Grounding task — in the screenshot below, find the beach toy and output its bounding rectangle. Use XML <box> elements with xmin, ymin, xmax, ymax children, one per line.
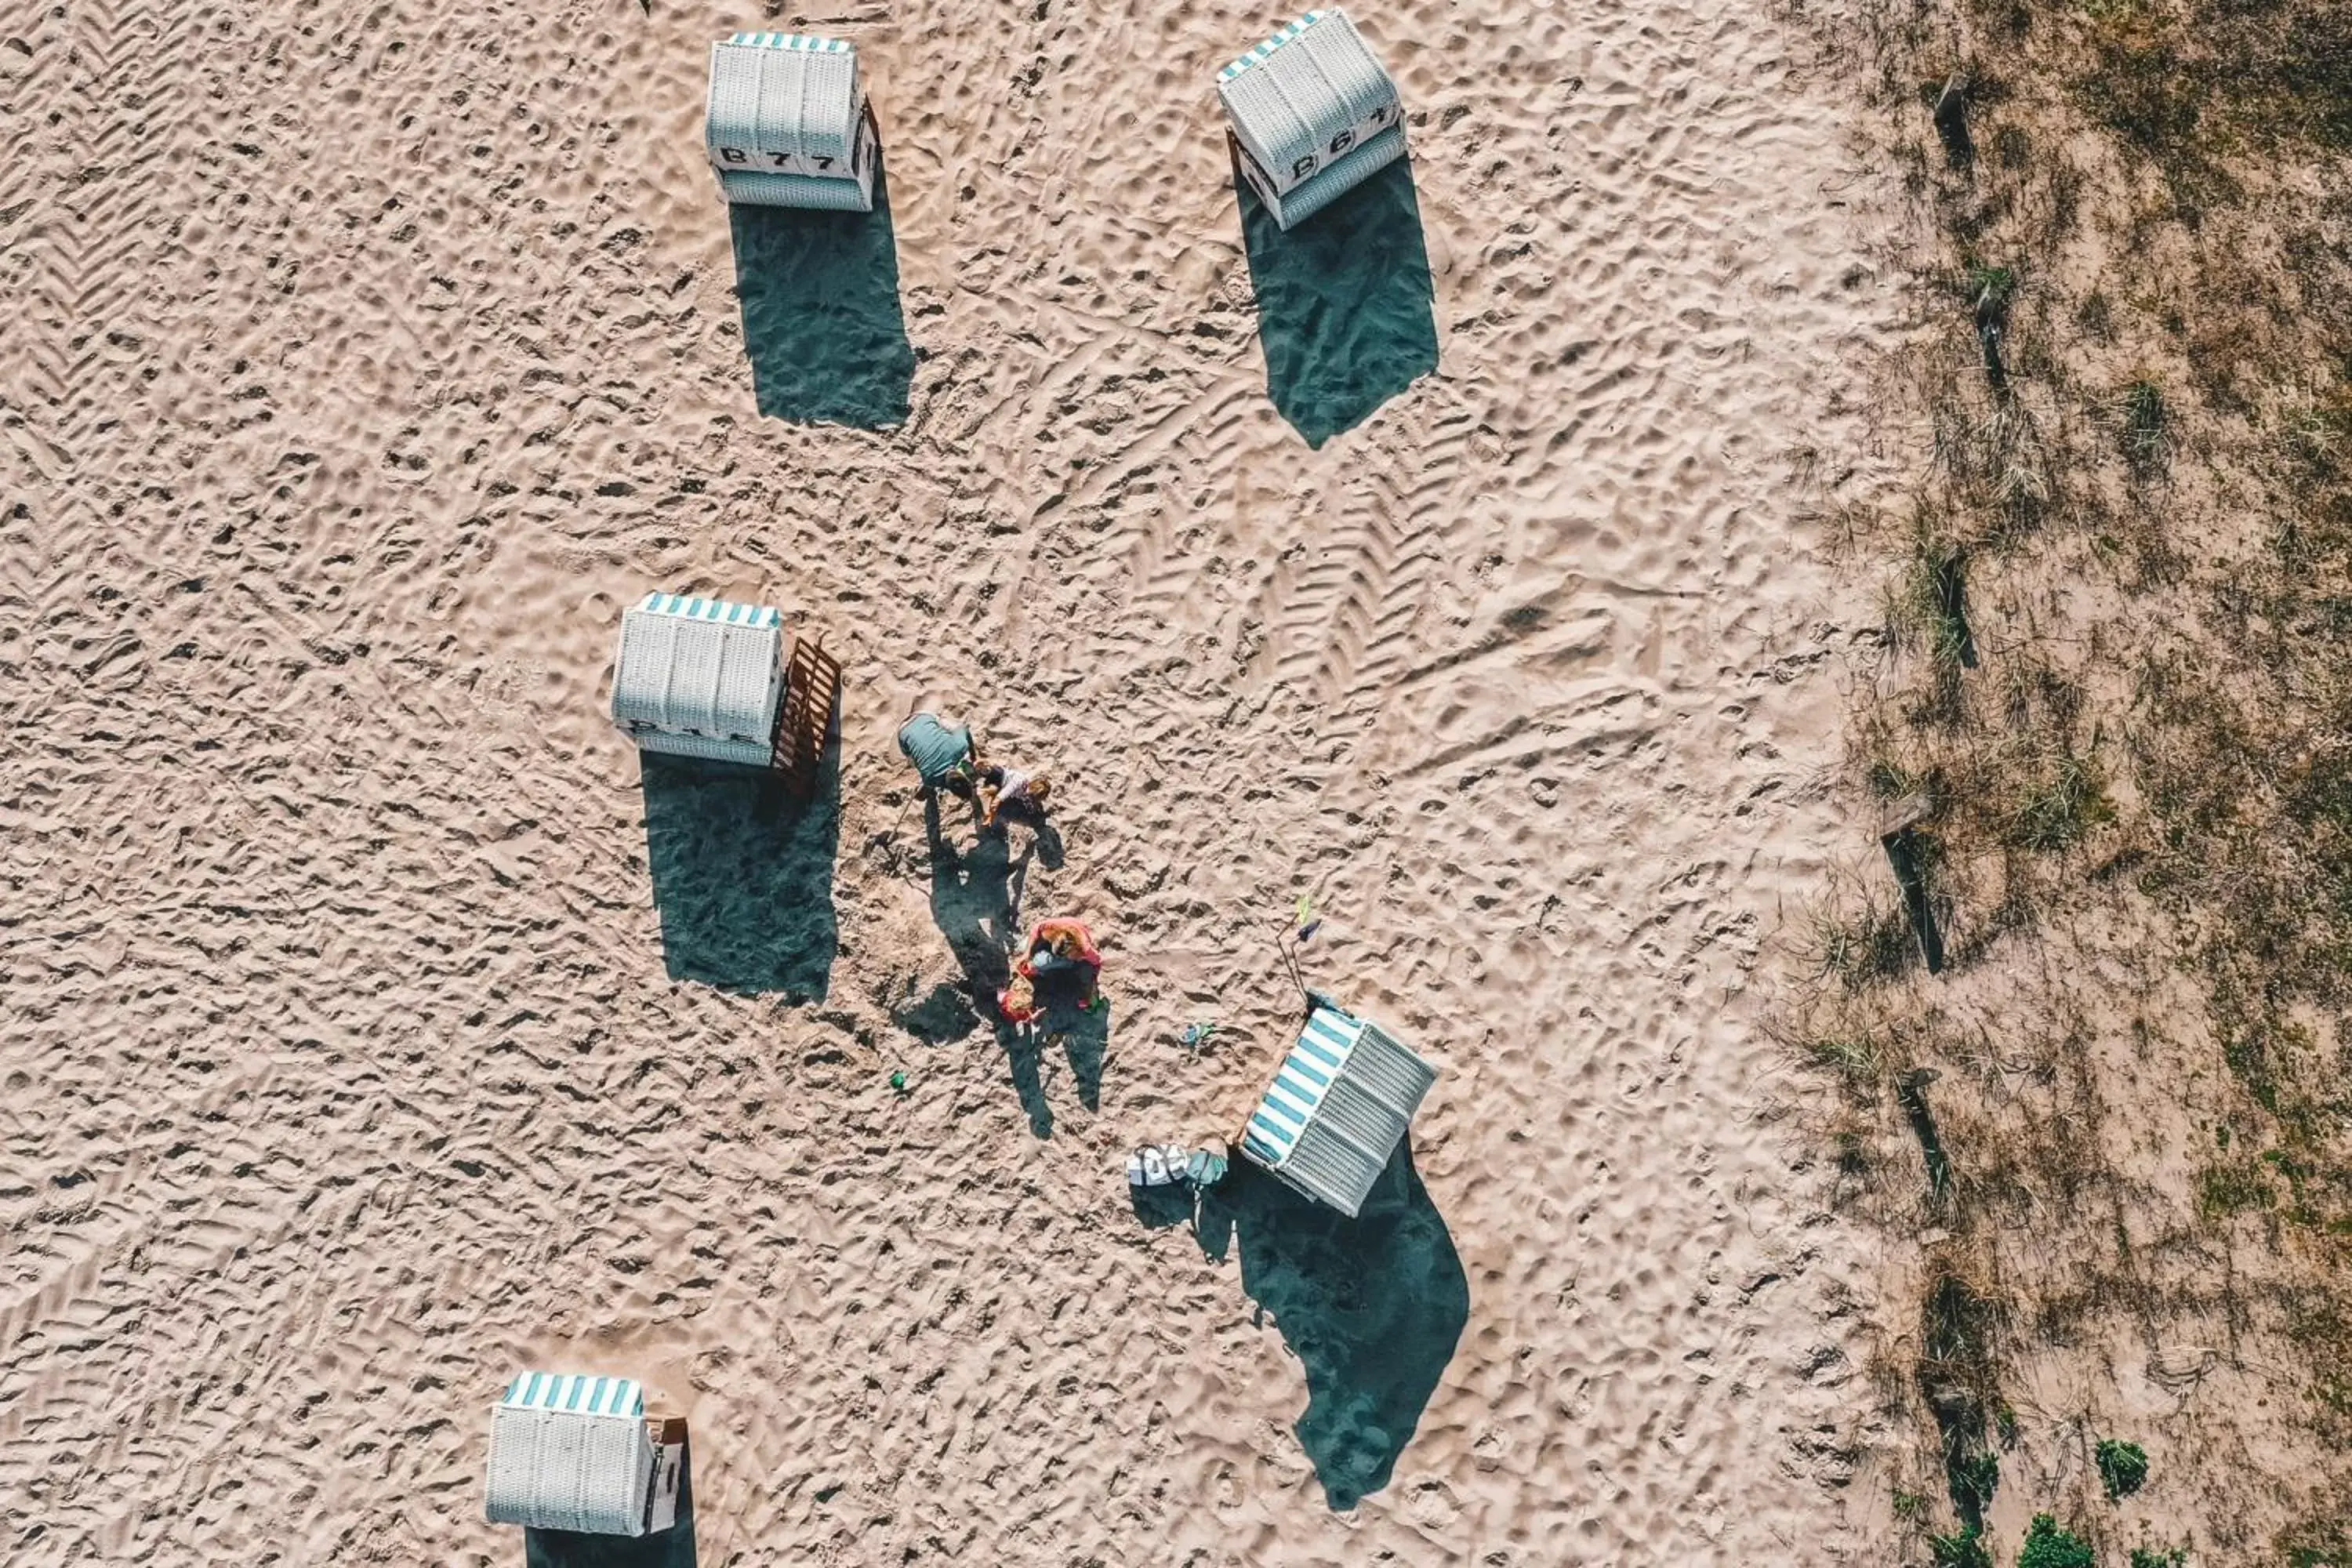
<box><xmin>1218</xmin><ymin>9</ymin><xmax>1406</xmax><ymax>231</ymax></box>
<box><xmin>706</xmin><ymin>33</ymin><xmax>882</xmax><ymax>212</ymax></box>
<box><xmin>889</xmin><ymin>1069</ymin><xmax>908</xmax><ymax>1094</ymax></box>
<box><xmin>1298</xmin><ymin>919</ymin><xmax>1322</xmax><ymax>943</ymax></box>
<box><xmin>1181</xmin><ymin>1022</ymin><xmax>1219</xmax><ymax>1048</ymax></box>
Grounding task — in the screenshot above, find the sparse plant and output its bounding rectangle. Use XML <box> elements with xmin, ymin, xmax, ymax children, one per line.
<box><xmin>1803</xmin><ymin>1031</ymin><xmax>1884</xmax><ymax>1091</ymax></box>
<box><xmin>1966</xmin><ymin>263</ymin><xmax>2020</xmax><ymax>318</ymax></box>
<box><xmin>1808</xmin><ymin>0</ymin><xmax>2352</xmax><ymax>1546</ymax></box>
<box><xmin>1895</xmin><ymin>1486</ymin><xmax>1932</xmax><ymax>1521</ymax></box>
<box><xmin>2078</xmin><ymin>289</ymin><xmax>2116</xmax><ymax>342</ymax></box>
<box><xmin>2280</xmin><ymin>392</ymin><xmax>2350</xmax><ymax>473</ymax></box>
<box><xmin>2004</xmin><ymin>752</ymin><xmax>2112</xmax><ymax>852</ymax></box>
<box><xmin>2020</xmin><ymin>1514</ymin><xmax>2096</xmax><ymax>1568</ymax></box>
<box><xmin>2120</xmin><ymin>378</ymin><xmax>2168</xmax><ymax>475</ymax></box>
<box><xmin>1952</xmin><ymin>1446</ymin><xmax>1999</xmax><ymax>1511</ymax></box>
<box><xmin>1868</xmin><ymin>755</ymin><xmax>1929</xmax><ymax>801</ymax></box>
<box><xmin>1814</xmin><ymin>903</ymin><xmax>1915</xmax><ymax>989</ymax></box>
<box><xmin>2129</xmin><ymin>1546</ymin><xmax>2186</xmax><ymax>1568</ymax></box>
<box><xmin>1888</xmin><ymin>531</ymin><xmax>1975</xmax><ymax>670</ymax></box>
<box><xmin>2098</xmin><ymin>1436</ymin><xmax>2151</xmax><ymax>1498</ymax></box>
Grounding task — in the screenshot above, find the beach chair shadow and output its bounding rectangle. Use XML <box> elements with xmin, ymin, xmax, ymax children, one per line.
<box><xmin>524</xmin><ymin>1442</ymin><xmax>697</xmax><ymax>1567</ymax></box>
<box><xmin>1228</xmin><ymin>1140</ymin><xmax>1467</xmax><ymax>1509</ymax></box>
<box><xmin>1236</xmin><ymin>154</ymin><xmax>1438</xmax><ymax>448</ymax></box>
<box><xmin>641</xmin><ymin>725</ymin><xmax>840</xmax><ymax>1000</ymax></box>
<box><xmin>729</xmin><ymin>166</ymin><xmax>914</xmax><ymax>429</ymax></box>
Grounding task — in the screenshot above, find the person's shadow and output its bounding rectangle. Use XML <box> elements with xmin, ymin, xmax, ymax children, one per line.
<box><xmin>729</xmin><ymin>167</ymin><xmax>914</xmax><ymax>428</ymax></box>
<box><xmin>926</xmin><ymin>821</ymin><xmax>1054</xmax><ymax>1135</ymax></box>
<box><xmin>1214</xmin><ymin>1143</ymin><xmax>1466</xmax><ymax>1509</ymax></box>
<box><xmin>1236</xmin><ymin>153</ymin><xmax>1439</xmax><ymax>448</ymax></box>
<box><xmin>925</xmin><ymin>818</ymin><xmax>1026</xmax><ymax>993</ymax></box>
<box><xmin>1047</xmin><ymin>993</ymin><xmax>1107</xmax><ymax>1112</ymax></box>
<box><xmin>524</xmin><ymin>1443</ymin><xmax>697</xmax><ymax>1566</ymax></box>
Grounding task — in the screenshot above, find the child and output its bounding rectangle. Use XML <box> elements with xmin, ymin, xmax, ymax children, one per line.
<box><xmin>979</xmin><ymin>764</ymin><xmax>1051</xmax><ymax>829</ymax></box>
<box><xmin>996</xmin><ymin>972</ymin><xmax>1039</xmax><ymax>1025</ymax></box>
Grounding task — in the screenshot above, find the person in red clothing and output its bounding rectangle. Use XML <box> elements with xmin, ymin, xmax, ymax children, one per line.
<box><xmin>997</xmin><ymin>918</ymin><xmax>1101</xmax><ymax>1022</ymax></box>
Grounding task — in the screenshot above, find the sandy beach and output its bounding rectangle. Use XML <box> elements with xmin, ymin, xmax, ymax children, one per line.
<box><xmin>2</xmin><ymin>0</ymin><xmax>1903</xmax><ymax>1560</ymax></box>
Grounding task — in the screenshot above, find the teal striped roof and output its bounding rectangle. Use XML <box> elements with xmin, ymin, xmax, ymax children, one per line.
<box><xmin>1219</xmin><ymin>9</ymin><xmax>1328</xmax><ymax>82</ymax></box>
<box><xmin>1245</xmin><ymin>1004</ymin><xmax>1362</xmax><ymax>1165</ymax></box>
<box><xmin>728</xmin><ymin>31</ymin><xmax>851</xmax><ymax>52</ymax></box>
<box><xmin>635</xmin><ymin>591</ymin><xmax>781</xmax><ymax>629</ymax></box>
<box><xmin>502</xmin><ymin>1371</ymin><xmax>645</xmax><ymax>1417</ymax></box>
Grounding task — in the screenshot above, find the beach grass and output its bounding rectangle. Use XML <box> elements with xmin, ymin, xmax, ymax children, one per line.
<box><xmin>1787</xmin><ymin>0</ymin><xmax>2352</xmax><ymax>1547</ymax></box>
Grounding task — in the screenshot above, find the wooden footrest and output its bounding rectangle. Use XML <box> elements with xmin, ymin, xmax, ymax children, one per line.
<box><xmin>772</xmin><ymin>634</ymin><xmax>842</xmax><ymax>803</ymax></box>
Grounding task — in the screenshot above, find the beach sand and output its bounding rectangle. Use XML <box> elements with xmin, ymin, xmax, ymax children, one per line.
<box><xmin>2</xmin><ymin>0</ymin><xmax>1901</xmax><ymax>1560</ymax></box>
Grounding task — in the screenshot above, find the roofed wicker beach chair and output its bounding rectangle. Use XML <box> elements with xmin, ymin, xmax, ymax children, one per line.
<box><xmin>1218</xmin><ymin>9</ymin><xmax>1406</xmax><ymax>230</ymax></box>
<box><xmin>484</xmin><ymin>1371</ymin><xmax>688</xmax><ymax>1537</ymax></box>
<box><xmin>609</xmin><ymin>591</ymin><xmax>842</xmax><ymax>802</ymax></box>
<box><xmin>706</xmin><ymin>32</ymin><xmax>883</xmax><ymax>212</ymax></box>
<box><xmin>1241</xmin><ymin>994</ymin><xmax>1438</xmax><ymax>1217</ymax></box>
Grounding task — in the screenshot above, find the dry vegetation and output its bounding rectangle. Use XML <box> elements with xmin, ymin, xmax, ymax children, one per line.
<box><xmin>1780</xmin><ymin>0</ymin><xmax>2352</xmax><ymax>1561</ymax></box>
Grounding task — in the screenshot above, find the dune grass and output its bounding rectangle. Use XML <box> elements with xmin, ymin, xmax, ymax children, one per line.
<box><xmin>1787</xmin><ymin>0</ymin><xmax>2352</xmax><ymax>1552</ymax></box>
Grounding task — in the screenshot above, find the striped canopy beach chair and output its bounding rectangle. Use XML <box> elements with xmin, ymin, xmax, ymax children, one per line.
<box><xmin>1242</xmin><ymin>998</ymin><xmax>1438</xmax><ymax>1217</ymax></box>
<box><xmin>610</xmin><ymin>591</ymin><xmax>841</xmax><ymax>801</ymax></box>
<box><xmin>1218</xmin><ymin>9</ymin><xmax>1407</xmax><ymax>230</ymax></box>
<box><xmin>706</xmin><ymin>32</ymin><xmax>882</xmax><ymax>212</ymax></box>
<box><xmin>484</xmin><ymin>1371</ymin><xmax>688</xmax><ymax>1537</ymax></box>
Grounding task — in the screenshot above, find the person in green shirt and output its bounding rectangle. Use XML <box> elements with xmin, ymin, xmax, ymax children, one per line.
<box><xmin>897</xmin><ymin>706</ymin><xmax>978</xmax><ymax>796</ymax></box>
<box><xmin>899</xmin><ymin>702</ymin><xmax>982</xmax><ymax>857</ymax></box>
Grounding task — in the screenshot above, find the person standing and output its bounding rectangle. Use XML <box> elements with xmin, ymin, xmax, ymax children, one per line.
<box><xmin>899</xmin><ymin>702</ymin><xmax>981</xmax><ymax>856</ymax></box>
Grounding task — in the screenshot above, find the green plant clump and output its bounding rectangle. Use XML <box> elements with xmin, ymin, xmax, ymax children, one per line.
<box><xmin>2099</xmin><ymin>1436</ymin><xmax>2151</xmax><ymax>1498</ymax></box>
<box><xmin>1817</xmin><ymin>904</ymin><xmax>1915</xmax><ymax>988</ymax></box>
<box><xmin>2020</xmin><ymin>1514</ymin><xmax>2096</xmax><ymax>1568</ymax></box>
<box><xmin>1932</xmin><ymin>1523</ymin><xmax>1994</xmax><ymax>1568</ymax></box>
<box><xmin>1953</xmin><ymin>1446</ymin><xmax>2000</xmax><ymax>1510</ymax></box>
<box><xmin>2130</xmin><ymin>1548</ymin><xmax>2187</xmax><ymax>1568</ymax></box>
<box><xmin>2122</xmin><ymin>379</ymin><xmax>2168</xmax><ymax>474</ymax></box>
<box><xmin>2006</xmin><ymin>752</ymin><xmax>2114</xmax><ymax>852</ymax></box>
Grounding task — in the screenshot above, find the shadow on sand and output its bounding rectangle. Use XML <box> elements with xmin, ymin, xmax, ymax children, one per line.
<box><xmin>1054</xmin><ymin>996</ymin><xmax>1107</xmax><ymax>1112</ymax></box>
<box><xmin>729</xmin><ymin>168</ymin><xmax>914</xmax><ymax>429</ymax></box>
<box><xmin>924</xmin><ymin>821</ymin><xmax>1055</xmax><ymax>1135</ymax></box>
<box><xmin>1237</xmin><ymin>155</ymin><xmax>1438</xmax><ymax>448</ymax></box>
<box><xmin>1200</xmin><ymin>1142</ymin><xmax>1466</xmax><ymax>1509</ymax></box>
<box><xmin>641</xmin><ymin>731</ymin><xmax>840</xmax><ymax>1000</ymax></box>
<box><xmin>525</xmin><ymin>1444</ymin><xmax>697</xmax><ymax>1568</ymax></box>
